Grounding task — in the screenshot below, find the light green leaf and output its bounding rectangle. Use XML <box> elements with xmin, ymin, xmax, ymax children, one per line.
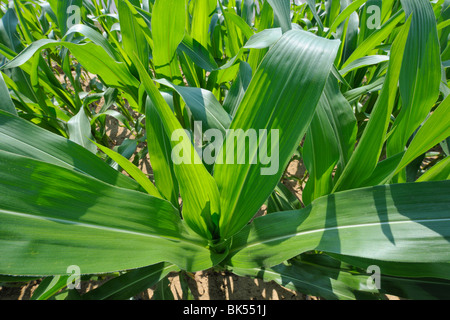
<box><xmin>155</xmin><ymin>78</ymin><xmax>232</xmax><ymax>134</ymax></box>
<box><xmin>0</xmin><ymin>72</ymin><xmax>17</xmax><ymax>115</ymax></box>
<box><xmin>341</xmin><ymin>10</ymin><xmax>405</xmax><ymax>69</ymax></box>
<box><xmin>302</xmin><ymin>74</ymin><xmax>357</xmax><ymax>205</ymax></box>
<box><xmin>134</xmin><ymin>57</ymin><xmax>221</xmax><ymax>241</ymax></box>
<box><xmin>152</xmin><ymin>0</ymin><xmax>185</xmax><ymax>83</ymax></box>
<box><xmin>267</xmin><ymin>0</ymin><xmax>292</xmax><ymax>33</ymax></box>
<box><xmin>118</xmin><ymin>0</ymin><xmax>149</xmax><ymax>73</ymax></box>
<box><xmin>387</xmin><ymin>0</ymin><xmax>442</xmax><ymax>167</ymax></box>
<box><xmin>0</xmin><ymin>39</ymin><xmax>140</xmax><ymax>99</ymax></box>
<box><xmin>417</xmin><ymin>157</ymin><xmax>450</xmax><ymax>182</ymax></box>
<box><xmin>333</xmin><ymin>15</ymin><xmax>412</xmax><ymax>192</ymax></box>
<box><xmin>31</xmin><ymin>275</ymin><xmax>70</xmax><ymax>300</ymax></box>
<box><xmin>231</xmin><ymin>254</ymin><xmax>381</xmax><ymax>300</ymax></box>
<box><xmin>225</xmin><ymin>180</ymin><xmax>450</xmax><ymax>268</ymax></box>
<box><xmin>214</xmin><ymin>29</ymin><xmax>340</xmax><ymax>239</ymax></box>
<box><xmin>67</xmin><ymin>107</ymin><xmax>97</xmax><ymax>154</ymax></box>
<box><xmin>222</xmin><ymin>61</ymin><xmax>252</xmax><ymax>117</ymax></box>
<box><xmin>94</xmin><ymin>142</ymin><xmax>162</xmax><ymax>198</ymax></box>
<box><xmin>177</xmin><ymin>34</ymin><xmax>218</xmax><ymax>72</ymax></box>
<box><xmin>0</xmin><ymin>110</ymin><xmax>140</xmax><ymax>191</ymax></box>
<box><xmin>145</xmin><ymin>94</ymin><xmax>180</xmax><ymax>209</ymax></box>
<box><xmin>339</xmin><ymin>55</ymin><xmax>390</xmax><ymax>77</ymax></box>
<box><xmin>0</xmin><ymin>151</ymin><xmax>221</xmax><ymax>276</ymax></box>
<box><xmin>82</xmin><ymin>263</ymin><xmax>179</xmax><ymax>300</ymax></box>
<box><xmin>396</xmin><ymin>94</ymin><xmax>450</xmax><ymax>175</ymax></box>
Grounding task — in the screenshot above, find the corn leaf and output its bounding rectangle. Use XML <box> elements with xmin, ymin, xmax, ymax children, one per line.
<box><xmin>145</xmin><ymin>93</ymin><xmax>180</xmax><ymax>208</ymax></box>
<box><xmin>225</xmin><ymin>180</ymin><xmax>450</xmax><ymax>269</ymax></box>
<box><xmin>267</xmin><ymin>0</ymin><xmax>292</xmax><ymax>33</ymax></box>
<box><xmin>118</xmin><ymin>0</ymin><xmax>149</xmax><ymax>73</ymax></box>
<box><xmin>213</xmin><ymin>29</ymin><xmax>340</xmax><ymax>239</ymax></box>
<box><xmin>333</xmin><ymin>15</ymin><xmax>412</xmax><ymax>192</ymax></box>
<box><xmin>135</xmin><ymin>57</ymin><xmax>221</xmax><ymax>241</ymax></box>
<box><xmin>152</xmin><ymin>0</ymin><xmax>185</xmax><ymax>83</ymax></box>
<box><xmin>0</xmin><ymin>72</ymin><xmax>17</xmax><ymax>115</ymax></box>
<box><xmin>396</xmin><ymin>94</ymin><xmax>450</xmax><ymax>175</ymax></box>
<box><xmin>81</xmin><ymin>262</ymin><xmax>179</xmax><ymax>300</ymax></box>
<box><xmin>302</xmin><ymin>74</ymin><xmax>357</xmax><ymax>205</ymax></box>
<box><xmin>94</xmin><ymin>141</ymin><xmax>162</xmax><ymax>198</ymax></box>
<box><xmin>387</xmin><ymin>0</ymin><xmax>442</xmax><ymax>162</ymax></box>
<box><xmin>0</xmin><ymin>151</ymin><xmax>221</xmax><ymax>275</ymax></box>
<box><xmin>0</xmin><ymin>110</ymin><xmax>140</xmax><ymax>191</ymax></box>
<box><xmin>0</xmin><ymin>39</ymin><xmax>140</xmax><ymax>99</ymax></box>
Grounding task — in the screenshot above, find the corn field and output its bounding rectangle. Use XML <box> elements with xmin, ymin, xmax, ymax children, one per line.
<box><xmin>0</xmin><ymin>0</ymin><xmax>449</xmax><ymax>301</ymax></box>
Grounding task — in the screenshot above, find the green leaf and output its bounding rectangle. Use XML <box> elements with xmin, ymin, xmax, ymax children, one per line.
<box><xmin>387</xmin><ymin>0</ymin><xmax>442</xmax><ymax>166</ymax></box>
<box><xmin>190</xmin><ymin>0</ymin><xmax>216</xmax><ymax>49</ymax></box>
<box><xmin>0</xmin><ymin>110</ymin><xmax>140</xmax><ymax>191</ymax></box>
<box><xmin>417</xmin><ymin>157</ymin><xmax>450</xmax><ymax>182</ymax></box>
<box><xmin>222</xmin><ymin>61</ymin><xmax>252</xmax><ymax>117</ymax></box>
<box><xmin>306</xmin><ymin>0</ymin><xmax>324</xmax><ymax>32</ymax></box>
<box><xmin>47</xmin><ymin>0</ymin><xmax>81</xmax><ymax>36</ymax></box>
<box><xmin>177</xmin><ymin>34</ymin><xmax>218</xmax><ymax>72</ymax></box>
<box><xmin>145</xmin><ymin>94</ymin><xmax>180</xmax><ymax>208</ymax></box>
<box><xmin>0</xmin><ymin>39</ymin><xmax>140</xmax><ymax>99</ymax></box>
<box><xmin>155</xmin><ymin>78</ymin><xmax>232</xmax><ymax>134</ymax></box>
<box><xmin>243</xmin><ymin>27</ymin><xmax>282</xmax><ymax>49</ymax></box>
<box><xmin>339</xmin><ymin>55</ymin><xmax>390</xmax><ymax>77</ymax></box>
<box><xmin>333</xmin><ymin>15</ymin><xmax>412</xmax><ymax>192</ymax></box>
<box><xmin>64</xmin><ymin>24</ymin><xmax>122</xmax><ymax>62</ymax></box>
<box><xmin>118</xmin><ymin>0</ymin><xmax>149</xmax><ymax>73</ymax></box>
<box><xmin>94</xmin><ymin>142</ymin><xmax>162</xmax><ymax>198</ymax></box>
<box><xmin>152</xmin><ymin>274</ymin><xmax>175</xmax><ymax>300</ymax></box>
<box><xmin>225</xmin><ymin>180</ymin><xmax>450</xmax><ymax>269</ymax></box>
<box><xmin>82</xmin><ymin>263</ymin><xmax>178</xmax><ymax>300</ymax></box>
<box><xmin>359</xmin><ymin>152</ymin><xmax>405</xmax><ymax>187</ymax></box>
<box><xmin>267</xmin><ymin>0</ymin><xmax>292</xmax><ymax>33</ymax></box>
<box><xmin>31</xmin><ymin>275</ymin><xmax>70</xmax><ymax>300</ymax></box>
<box><xmin>213</xmin><ymin>29</ymin><xmax>340</xmax><ymax>240</ymax></box>
<box><xmin>230</xmin><ymin>253</ymin><xmax>382</xmax><ymax>300</ymax></box>
<box><xmin>67</xmin><ymin>107</ymin><xmax>97</xmax><ymax>154</ymax></box>
<box><xmin>329</xmin><ymin>253</ymin><xmax>450</xmax><ymax>280</ymax></box>
<box><xmin>325</xmin><ymin>0</ymin><xmax>368</xmax><ymax>38</ymax></box>
<box><xmin>341</xmin><ymin>9</ymin><xmax>405</xmax><ymax>69</ymax></box>
<box><xmin>396</xmin><ymin>94</ymin><xmax>450</xmax><ymax>175</ymax></box>
<box><xmin>223</xmin><ymin>10</ymin><xmax>255</xmax><ymax>41</ymax></box>
<box><xmin>0</xmin><ymin>151</ymin><xmax>221</xmax><ymax>275</ymax></box>
<box><xmin>302</xmin><ymin>74</ymin><xmax>357</xmax><ymax>205</ymax></box>
<box><xmin>0</xmin><ymin>72</ymin><xmax>17</xmax><ymax>115</ymax></box>
<box><xmin>134</xmin><ymin>57</ymin><xmax>221</xmax><ymax>241</ymax></box>
<box><xmin>152</xmin><ymin>0</ymin><xmax>185</xmax><ymax>83</ymax></box>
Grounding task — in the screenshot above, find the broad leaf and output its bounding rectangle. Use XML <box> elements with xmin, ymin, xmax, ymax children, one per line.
<box><xmin>152</xmin><ymin>0</ymin><xmax>185</xmax><ymax>83</ymax></box>
<box><xmin>225</xmin><ymin>181</ymin><xmax>450</xmax><ymax>268</ymax></box>
<box><xmin>387</xmin><ymin>0</ymin><xmax>441</xmax><ymax>174</ymax></box>
<box><xmin>214</xmin><ymin>29</ymin><xmax>340</xmax><ymax>239</ymax></box>
<box><xmin>0</xmin><ymin>151</ymin><xmax>222</xmax><ymax>275</ymax></box>
<box><xmin>134</xmin><ymin>58</ymin><xmax>221</xmax><ymax>241</ymax></box>
<box><xmin>0</xmin><ymin>110</ymin><xmax>140</xmax><ymax>191</ymax></box>
<box><xmin>82</xmin><ymin>263</ymin><xmax>179</xmax><ymax>300</ymax></box>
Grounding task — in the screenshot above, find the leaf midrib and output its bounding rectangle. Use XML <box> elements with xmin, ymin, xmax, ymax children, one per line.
<box><xmin>230</xmin><ymin>217</ymin><xmax>450</xmax><ymax>254</ymax></box>
<box><xmin>0</xmin><ymin>209</ymin><xmax>205</xmax><ymax>247</ymax></box>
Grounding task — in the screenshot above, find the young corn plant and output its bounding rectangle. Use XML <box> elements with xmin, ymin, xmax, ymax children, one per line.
<box><xmin>0</xmin><ymin>0</ymin><xmax>449</xmax><ymax>300</ymax></box>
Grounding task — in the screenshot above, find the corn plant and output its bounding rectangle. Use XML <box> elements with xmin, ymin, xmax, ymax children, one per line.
<box><xmin>0</xmin><ymin>0</ymin><xmax>449</xmax><ymax>300</ymax></box>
